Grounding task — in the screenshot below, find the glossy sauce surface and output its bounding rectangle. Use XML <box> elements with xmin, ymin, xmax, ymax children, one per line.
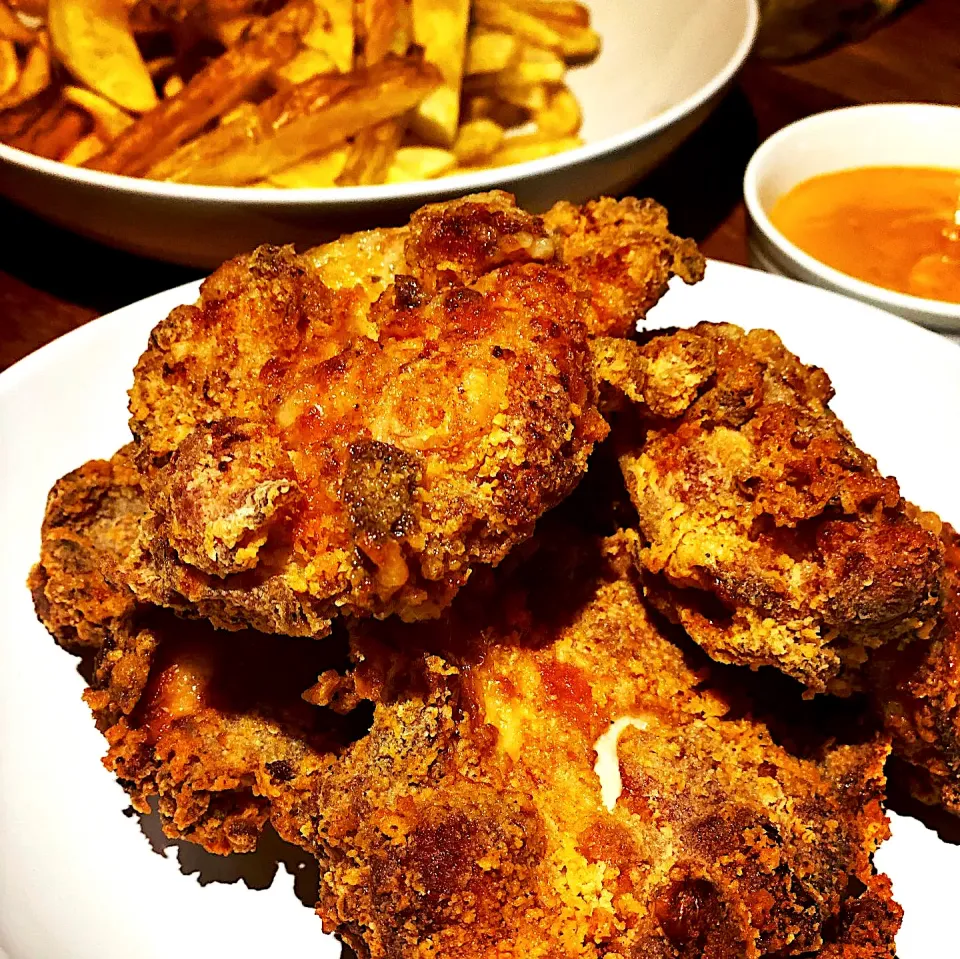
<box><xmin>770</xmin><ymin>166</ymin><xmax>960</xmax><ymax>304</ymax></box>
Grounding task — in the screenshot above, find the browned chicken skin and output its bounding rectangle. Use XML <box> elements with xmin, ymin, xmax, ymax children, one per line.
<box><xmin>29</xmin><ymin>450</ymin><xmax>347</xmax><ymax>854</ymax></box>
<box><xmin>617</xmin><ymin>323</ymin><xmax>944</xmax><ymax>693</ymax></box>
<box><xmin>276</xmin><ymin>527</ymin><xmax>900</xmax><ymax>959</ymax></box>
<box><xmin>30</xmin><ymin>452</ymin><xmax>901</xmax><ymax>958</ymax></box>
<box><xmin>125</xmin><ymin>192</ymin><xmax>702</xmax><ymax>638</ymax></box>
<box><xmin>869</xmin><ymin>519</ymin><xmax>960</xmax><ymax>814</ymax></box>
<box><xmin>37</xmin><ymin>193</ymin><xmax>960</xmax><ymax>956</ymax></box>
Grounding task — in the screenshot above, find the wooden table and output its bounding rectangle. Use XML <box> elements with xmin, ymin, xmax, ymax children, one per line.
<box><xmin>1</xmin><ymin>0</ymin><xmax>958</xmax><ymax>372</ymax></box>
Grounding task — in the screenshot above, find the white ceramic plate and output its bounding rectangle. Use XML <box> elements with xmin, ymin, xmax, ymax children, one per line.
<box><xmin>1</xmin><ymin>261</ymin><xmax>958</xmax><ymax>959</ymax></box>
<box><xmin>0</xmin><ymin>0</ymin><xmax>757</xmax><ymax>268</ymax></box>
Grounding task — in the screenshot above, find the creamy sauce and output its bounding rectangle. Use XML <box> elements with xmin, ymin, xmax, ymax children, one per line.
<box><xmin>770</xmin><ymin>166</ymin><xmax>960</xmax><ymax>304</ymax></box>
<box><xmin>592</xmin><ymin>715</ymin><xmax>650</xmax><ymax>811</ymax></box>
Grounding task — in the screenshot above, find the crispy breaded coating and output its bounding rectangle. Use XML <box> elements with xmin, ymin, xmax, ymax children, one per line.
<box><xmin>869</xmin><ymin>517</ymin><xmax>960</xmax><ymax>814</ymax></box>
<box><xmin>98</xmin><ymin>619</ymin><xmax>353</xmax><ymax>855</ymax></box>
<box><xmin>618</xmin><ymin>323</ymin><xmax>944</xmax><ymax>692</ymax></box>
<box><xmin>28</xmin><ymin>446</ymin><xmax>143</xmax><ymax>653</ymax></box>
<box><xmin>276</xmin><ymin>531</ymin><xmax>900</xmax><ymax>959</ymax></box>
<box><xmin>125</xmin><ymin>192</ymin><xmax>703</xmax><ymax>637</ymax></box>
<box><xmin>30</xmin><ymin>451</ymin><xmax>348</xmax><ymax>854</ymax></box>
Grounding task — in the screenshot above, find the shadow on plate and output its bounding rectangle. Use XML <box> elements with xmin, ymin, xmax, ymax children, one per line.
<box><xmin>134</xmin><ymin>801</ymin><xmax>321</xmax><ymax>909</ymax></box>
<box><xmin>886</xmin><ymin>761</ymin><xmax>960</xmax><ymax>846</ymax></box>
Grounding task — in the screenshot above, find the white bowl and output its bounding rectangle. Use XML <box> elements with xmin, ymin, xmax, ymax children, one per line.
<box><xmin>0</xmin><ymin>0</ymin><xmax>757</xmax><ymax>268</ymax></box>
<box><xmin>744</xmin><ymin>103</ymin><xmax>960</xmax><ymax>333</ymax></box>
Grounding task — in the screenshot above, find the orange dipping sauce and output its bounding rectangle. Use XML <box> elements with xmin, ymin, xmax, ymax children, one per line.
<box><xmin>770</xmin><ymin>166</ymin><xmax>960</xmax><ymax>304</ymax></box>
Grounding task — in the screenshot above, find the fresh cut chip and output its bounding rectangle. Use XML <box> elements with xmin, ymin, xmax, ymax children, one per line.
<box><xmin>86</xmin><ymin>0</ymin><xmax>312</xmax><ymax>175</ymax></box>
<box><xmin>0</xmin><ymin>31</ymin><xmax>47</xmax><ymax>109</ymax></box>
<box><xmin>190</xmin><ymin>57</ymin><xmax>441</xmax><ymax>185</ymax></box>
<box><xmin>490</xmin><ymin>131</ymin><xmax>580</xmax><ymax>165</ymax></box>
<box><xmin>0</xmin><ymin>0</ymin><xmax>33</xmax><ymax>43</ymax></box>
<box><xmin>465</xmin><ymin>29</ymin><xmax>519</xmax><ymax>75</ymax></box>
<box><xmin>0</xmin><ymin>38</ymin><xmax>18</xmax><ymax>97</ymax></box>
<box><xmin>386</xmin><ymin>145</ymin><xmax>455</xmax><ymax>182</ymax></box>
<box><xmin>62</xmin><ymin>130</ymin><xmax>105</xmax><ymax>164</ymax></box>
<box><xmin>452</xmin><ymin>117</ymin><xmax>503</xmax><ymax>162</ymax></box>
<box><xmin>303</xmin><ymin>0</ymin><xmax>353</xmax><ymax>72</ymax></box>
<box><xmin>48</xmin><ymin>0</ymin><xmax>158</xmax><ymax>113</ymax></box>
<box><xmin>409</xmin><ymin>0</ymin><xmax>469</xmax><ymax>147</ymax></box>
<box><xmin>63</xmin><ymin>84</ymin><xmax>133</xmax><ymax>138</ymax></box>
<box><xmin>267</xmin><ymin>145</ymin><xmax>348</xmax><ymax>187</ymax></box>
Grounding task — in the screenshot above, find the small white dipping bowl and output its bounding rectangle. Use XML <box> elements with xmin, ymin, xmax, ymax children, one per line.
<box><xmin>0</xmin><ymin>0</ymin><xmax>757</xmax><ymax>268</ymax></box>
<box><xmin>744</xmin><ymin>103</ymin><xmax>960</xmax><ymax>333</ymax></box>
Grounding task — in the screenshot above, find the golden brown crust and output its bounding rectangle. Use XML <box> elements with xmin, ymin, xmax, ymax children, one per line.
<box><xmin>870</xmin><ymin>518</ymin><xmax>960</xmax><ymax>814</ymax></box>
<box><xmin>618</xmin><ymin>323</ymin><xmax>944</xmax><ymax>692</ymax></box>
<box><xmin>543</xmin><ymin>196</ymin><xmax>706</xmax><ymax>338</ymax></box>
<box><xmin>275</xmin><ymin>530</ymin><xmax>899</xmax><ymax>958</ymax></box>
<box><xmin>125</xmin><ymin>192</ymin><xmax>702</xmax><ymax>637</ymax></box>
<box><xmin>29</xmin><ymin>450</ymin><xmax>344</xmax><ymax>855</ymax></box>
<box><xmin>31</xmin><ymin>452</ymin><xmax>901</xmax><ymax>948</ymax></box>
<box><xmin>28</xmin><ymin>446</ymin><xmax>143</xmax><ymax>653</ymax></box>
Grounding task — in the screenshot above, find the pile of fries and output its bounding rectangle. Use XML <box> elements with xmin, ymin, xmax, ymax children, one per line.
<box><xmin>0</xmin><ymin>0</ymin><xmax>599</xmax><ymax>187</ymax></box>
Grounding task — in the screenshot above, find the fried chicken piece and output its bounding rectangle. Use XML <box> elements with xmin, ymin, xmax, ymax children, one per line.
<box><xmin>28</xmin><ymin>446</ymin><xmax>143</xmax><ymax>653</ymax></box>
<box><xmin>617</xmin><ymin>322</ymin><xmax>944</xmax><ymax>692</ymax></box>
<box><xmin>125</xmin><ymin>191</ymin><xmax>703</xmax><ymax>638</ymax></box>
<box><xmin>869</xmin><ymin>517</ymin><xmax>960</xmax><ymax>814</ymax></box>
<box><xmin>30</xmin><ymin>451</ymin><xmax>352</xmax><ymax>854</ymax></box>
<box><xmin>276</xmin><ymin>530</ymin><xmax>900</xmax><ymax>959</ymax></box>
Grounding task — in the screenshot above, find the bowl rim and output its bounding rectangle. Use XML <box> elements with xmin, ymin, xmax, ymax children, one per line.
<box><xmin>0</xmin><ymin>0</ymin><xmax>758</xmax><ymax>206</ymax></box>
<box><xmin>743</xmin><ymin>101</ymin><xmax>960</xmax><ymax>322</ymax></box>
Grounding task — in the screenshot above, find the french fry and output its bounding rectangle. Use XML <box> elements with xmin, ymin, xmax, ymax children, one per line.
<box><xmin>463</xmin><ymin>90</ymin><xmax>527</xmax><ymax>128</ymax></box>
<box><xmin>337</xmin><ymin>0</ymin><xmax>410</xmax><ymax>186</ymax></box>
<box><xmin>452</xmin><ymin>116</ymin><xmax>503</xmax><ymax>163</ymax></box>
<box><xmin>63</xmin><ymin>84</ymin><xmax>133</xmax><ymax>139</ymax></box>
<box><xmin>219</xmin><ymin>99</ymin><xmax>256</xmax><ymax>125</ymax></box>
<box><xmin>0</xmin><ymin>0</ymin><xmax>33</xmax><ymax>43</ymax></box>
<box><xmin>505</xmin><ymin>44</ymin><xmax>565</xmax><ymax>84</ymax></box>
<box><xmin>535</xmin><ymin>84</ymin><xmax>580</xmax><ymax>136</ymax></box>
<box><xmin>162</xmin><ymin>73</ymin><xmax>183</xmax><ymax>97</ymax></box>
<box><xmin>335</xmin><ymin>120</ymin><xmax>403</xmax><ymax>185</ymax></box>
<box><xmin>386</xmin><ymin>145</ymin><xmax>455</xmax><ymax>182</ymax></box>
<box><xmin>148</xmin><ymin>70</ymin><xmax>351</xmax><ymax>181</ymax></box>
<box><xmin>6</xmin><ymin>0</ymin><xmax>45</xmax><ymax>17</ymax></box>
<box><xmin>146</xmin><ymin>55</ymin><xmax>176</xmax><ymax>77</ymax></box>
<box><xmin>86</xmin><ymin>0</ymin><xmax>313</xmax><ymax>176</ymax></box>
<box><xmin>0</xmin><ymin>83</ymin><xmax>51</xmax><ymax>136</ymax></box>
<box><xmin>267</xmin><ymin>145</ymin><xmax>348</xmax><ymax>187</ymax></box>
<box><xmin>466</xmin><ymin>46</ymin><xmax>564</xmax><ymax>91</ymax></box>
<box><xmin>0</xmin><ymin>38</ymin><xmax>17</xmax><ymax>97</ymax></box>
<box><xmin>303</xmin><ymin>0</ymin><xmax>353</xmax><ymax>72</ymax></box>
<box><xmin>510</xmin><ymin>0</ymin><xmax>591</xmax><ymax>26</ymax></box>
<box><xmin>62</xmin><ymin>130</ymin><xmax>104</xmax><ymax>164</ymax></box>
<box><xmin>190</xmin><ymin>57</ymin><xmax>441</xmax><ymax>185</ymax></box>
<box><xmin>465</xmin><ymin>29</ymin><xmax>519</xmax><ymax>75</ymax></box>
<box><xmin>547</xmin><ymin>18</ymin><xmax>600</xmax><ymax>58</ymax></box>
<box><xmin>490</xmin><ymin>131</ymin><xmax>580</xmax><ymax>166</ymax></box>
<box><xmin>27</xmin><ymin>103</ymin><xmax>86</xmax><ymax>157</ymax></box>
<box><xmin>0</xmin><ymin>0</ymin><xmax>597</xmax><ymax>186</ymax></box>
<box><xmin>209</xmin><ymin>14</ymin><xmax>257</xmax><ymax>45</ymax></box>
<box><xmin>48</xmin><ymin>0</ymin><xmax>158</xmax><ymax>113</ymax></box>
<box><xmin>0</xmin><ymin>31</ymin><xmax>48</xmax><ymax>109</ymax></box>
<box><xmin>410</xmin><ymin>0</ymin><xmax>469</xmax><ymax>147</ymax></box>
<box><xmin>361</xmin><ymin>0</ymin><xmax>411</xmax><ymax>64</ymax></box>
<box><xmin>473</xmin><ymin>0</ymin><xmax>598</xmax><ymax>58</ymax></box>
<box><xmin>273</xmin><ymin>46</ymin><xmax>335</xmax><ymax>85</ymax></box>
<box><xmin>128</xmin><ymin>0</ymin><xmax>172</xmax><ymax>33</ymax></box>
<box><xmin>8</xmin><ymin>99</ymin><xmax>87</xmax><ymax>157</ymax></box>
<box><xmin>7</xmin><ymin>94</ymin><xmax>58</xmax><ymax>147</ymax></box>
<box><xmin>491</xmin><ymin>79</ymin><xmax>546</xmax><ymax>111</ymax></box>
